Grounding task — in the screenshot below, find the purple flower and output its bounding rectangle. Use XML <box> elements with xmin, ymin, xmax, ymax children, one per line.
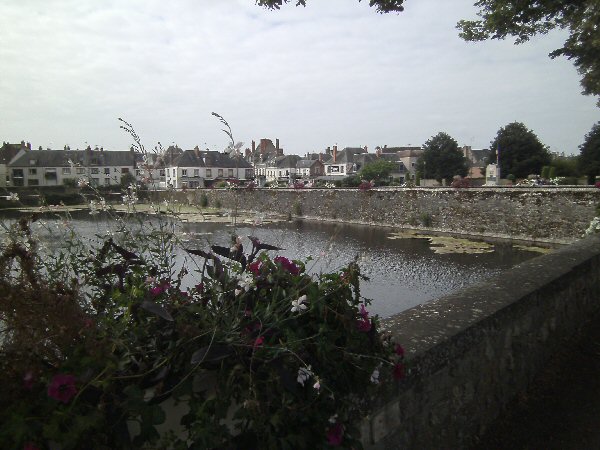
<box><xmin>47</xmin><ymin>374</ymin><xmax>78</xmax><ymax>404</ymax></box>
<box><xmin>359</xmin><ymin>304</ymin><xmax>369</xmax><ymax>319</ymax></box>
<box><xmin>357</xmin><ymin>318</ymin><xmax>372</xmax><ymax>333</ymax></box>
<box><xmin>274</xmin><ymin>256</ymin><xmax>300</xmax><ymax>276</ymax></box>
<box><xmin>326</xmin><ymin>422</ymin><xmax>344</xmax><ymax>447</ymax></box>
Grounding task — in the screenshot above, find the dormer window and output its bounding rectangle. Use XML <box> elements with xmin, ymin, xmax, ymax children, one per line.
<box><xmin>30</xmin><ymin>159</ymin><xmax>36</xmax><ymax>165</ymax></box>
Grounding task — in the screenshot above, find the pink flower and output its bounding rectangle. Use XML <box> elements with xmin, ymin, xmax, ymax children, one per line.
<box><xmin>393</xmin><ymin>362</ymin><xmax>405</xmax><ymax>380</ymax></box>
<box><xmin>394</xmin><ymin>344</ymin><xmax>405</xmax><ymax>357</ymax></box>
<box><xmin>274</xmin><ymin>256</ymin><xmax>300</xmax><ymax>276</ymax></box>
<box><xmin>47</xmin><ymin>374</ymin><xmax>78</xmax><ymax>404</ymax></box>
<box><xmin>150</xmin><ymin>285</ymin><xmax>165</xmax><ymax>296</ymax></box>
<box><xmin>24</xmin><ymin>443</ymin><xmax>40</xmax><ymax>450</ymax></box>
<box><xmin>359</xmin><ymin>304</ymin><xmax>369</xmax><ymax>319</ymax></box>
<box><xmin>326</xmin><ymin>423</ymin><xmax>344</xmax><ymax>447</ymax></box>
<box><xmin>194</xmin><ymin>283</ymin><xmax>204</xmax><ymax>293</ymax></box>
<box><xmin>253</xmin><ymin>336</ymin><xmax>265</xmax><ymax>350</ymax></box>
<box><xmin>248</xmin><ymin>260</ymin><xmax>262</xmax><ymax>275</ymax></box>
<box><xmin>357</xmin><ymin>318</ymin><xmax>372</xmax><ymax>333</ymax></box>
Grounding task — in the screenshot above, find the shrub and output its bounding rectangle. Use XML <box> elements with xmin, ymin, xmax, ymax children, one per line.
<box><xmin>199</xmin><ymin>192</ymin><xmax>209</xmax><ymax>207</ymax></box>
<box><xmin>0</xmin><ymin>218</ymin><xmax>403</xmax><ymax>449</ymax></box>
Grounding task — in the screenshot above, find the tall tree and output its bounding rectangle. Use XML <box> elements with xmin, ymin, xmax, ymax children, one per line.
<box><xmin>416</xmin><ymin>132</ymin><xmax>468</xmax><ymax>184</ymax></box>
<box><xmin>256</xmin><ymin>0</ymin><xmax>405</xmax><ymax>13</ymax></box>
<box><xmin>457</xmin><ymin>1</ymin><xmax>600</xmax><ymax>105</ymax></box>
<box><xmin>487</xmin><ymin>122</ymin><xmax>551</xmax><ymax>179</ymax></box>
<box><xmin>578</xmin><ymin>122</ymin><xmax>600</xmax><ymax>184</ymax></box>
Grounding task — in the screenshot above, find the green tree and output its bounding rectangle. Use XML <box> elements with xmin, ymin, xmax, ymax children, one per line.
<box><xmin>120</xmin><ymin>171</ymin><xmax>136</xmax><ymax>188</ymax></box>
<box><xmin>416</xmin><ymin>132</ymin><xmax>468</xmax><ymax>184</ymax></box>
<box><xmin>578</xmin><ymin>122</ymin><xmax>600</xmax><ymax>184</ymax></box>
<box><xmin>359</xmin><ymin>159</ymin><xmax>397</xmax><ymax>181</ymax></box>
<box><xmin>487</xmin><ymin>122</ymin><xmax>551</xmax><ymax>179</ymax></box>
<box><xmin>551</xmin><ymin>155</ymin><xmax>580</xmax><ymax>177</ymax></box>
<box><xmin>256</xmin><ymin>0</ymin><xmax>405</xmax><ymax>13</ymax></box>
<box><xmin>457</xmin><ymin>1</ymin><xmax>600</xmax><ymax>105</ymax></box>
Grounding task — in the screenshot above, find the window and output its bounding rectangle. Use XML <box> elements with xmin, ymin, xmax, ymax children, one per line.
<box><xmin>121</xmin><ymin>168</ymin><xmax>129</xmax><ymax>173</ymax></box>
<box><xmin>76</xmin><ymin>167</ymin><xmax>86</xmax><ymax>175</ymax></box>
<box><xmin>91</xmin><ymin>168</ymin><xmax>99</xmax><ymax>175</ymax></box>
<box><xmin>28</xmin><ymin>168</ymin><xmax>37</xmax><ymax>175</ymax></box>
<box><xmin>104</xmin><ymin>168</ymin><xmax>110</xmax><ymax>175</ymax></box>
<box><xmin>193</xmin><ymin>169</ymin><xmax>199</xmax><ymax>177</ymax></box>
<box><xmin>228</xmin><ymin>169</ymin><xmax>234</xmax><ymax>177</ymax></box>
<box><xmin>245</xmin><ymin>169</ymin><xmax>253</xmax><ymax>179</ymax></box>
<box><xmin>12</xmin><ymin>169</ymin><xmax>24</xmax><ymax>178</ymax></box>
<box><xmin>206</xmin><ymin>169</ymin><xmax>212</xmax><ymax>177</ymax></box>
<box><xmin>159</xmin><ymin>169</ymin><xmax>165</xmax><ymax>177</ymax></box>
<box><xmin>62</xmin><ymin>167</ymin><xmax>71</xmax><ymax>175</ymax></box>
<box><xmin>218</xmin><ymin>169</ymin><xmax>223</xmax><ymax>177</ymax></box>
<box><xmin>104</xmin><ymin>178</ymin><xmax>111</xmax><ymax>185</ymax></box>
<box><xmin>45</xmin><ymin>168</ymin><xmax>57</xmax><ymax>179</ymax></box>
<box><xmin>182</xmin><ymin>169</ymin><xmax>188</xmax><ymax>177</ymax></box>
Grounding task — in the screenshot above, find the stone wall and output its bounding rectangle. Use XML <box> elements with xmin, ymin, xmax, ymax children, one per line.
<box><xmin>158</xmin><ymin>187</ymin><xmax>600</xmax><ymax>242</ymax></box>
<box><xmin>361</xmin><ymin>236</ymin><xmax>600</xmax><ymax>449</ymax></box>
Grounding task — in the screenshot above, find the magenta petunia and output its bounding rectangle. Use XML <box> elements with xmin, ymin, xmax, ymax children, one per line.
<box><xmin>274</xmin><ymin>256</ymin><xmax>300</xmax><ymax>276</ymax></box>
<box><xmin>394</xmin><ymin>343</ymin><xmax>405</xmax><ymax>357</ymax></box>
<box><xmin>326</xmin><ymin>423</ymin><xmax>344</xmax><ymax>447</ymax></box>
<box><xmin>393</xmin><ymin>362</ymin><xmax>405</xmax><ymax>380</ymax></box>
<box><xmin>253</xmin><ymin>336</ymin><xmax>265</xmax><ymax>349</ymax></box>
<box><xmin>248</xmin><ymin>260</ymin><xmax>262</xmax><ymax>275</ymax></box>
<box><xmin>359</xmin><ymin>304</ymin><xmax>369</xmax><ymax>319</ymax></box>
<box><xmin>47</xmin><ymin>374</ymin><xmax>78</xmax><ymax>404</ymax></box>
<box><xmin>357</xmin><ymin>318</ymin><xmax>372</xmax><ymax>333</ymax></box>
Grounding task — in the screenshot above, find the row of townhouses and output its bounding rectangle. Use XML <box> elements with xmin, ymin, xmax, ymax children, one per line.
<box><xmin>0</xmin><ymin>139</ymin><xmax>488</xmax><ymax>189</ymax></box>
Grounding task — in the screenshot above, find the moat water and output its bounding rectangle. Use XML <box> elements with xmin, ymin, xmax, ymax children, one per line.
<box><xmin>2</xmin><ymin>211</ymin><xmax>544</xmax><ymax>318</ymax></box>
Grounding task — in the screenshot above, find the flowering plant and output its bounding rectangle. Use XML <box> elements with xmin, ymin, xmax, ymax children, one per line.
<box><xmin>0</xmin><ymin>217</ymin><xmax>404</xmax><ymax>449</ymax></box>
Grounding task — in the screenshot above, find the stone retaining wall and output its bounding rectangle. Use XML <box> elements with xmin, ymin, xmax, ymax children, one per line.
<box><xmin>362</xmin><ymin>236</ymin><xmax>600</xmax><ymax>448</ymax></box>
<box><xmin>158</xmin><ymin>187</ymin><xmax>600</xmax><ymax>242</ymax></box>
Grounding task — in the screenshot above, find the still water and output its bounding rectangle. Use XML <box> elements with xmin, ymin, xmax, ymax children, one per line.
<box><xmin>178</xmin><ymin>219</ymin><xmax>541</xmax><ymax>318</ymax></box>
<box><xmin>5</xmin><ymin>212</ymin><xmax>543</xmax><ymax>318</ymax></box>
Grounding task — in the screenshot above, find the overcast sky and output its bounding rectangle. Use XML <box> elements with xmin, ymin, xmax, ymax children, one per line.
<box><xmin>1</xmin><ymin>0</ymin><xmax>598</xmax><ymax>156</ymax></box>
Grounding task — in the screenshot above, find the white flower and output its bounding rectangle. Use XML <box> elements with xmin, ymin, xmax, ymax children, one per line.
<box><xmin>89</xmin><ymin>200</ymin><xmax>99</xmax><ymax>215</ymax></box>
<box><xmin>328</xmin><ymin>414</ymin><xmax>338</xmax><ymax>424</ymax></box>
<box><xmin>312</xmin><ymin>378</ymin><xmax>321</xmax><ymax>391</ymax></box>
<box><xmin>297</xmin><ymin>366</ymin><xmax>313</xmax><ymax>386</ymax></box>
<box><xmin>291</xmin><ymin>295</ymin><xmax>308</xmax><ymax>313</ymax></box>
<box><xmin>235</xmin><ymin>288</ymin><xmax>242</xmax><ymax>296</ymax></box>
<box><xmin>7</xmin><ymin>192</ymin><xmax>19</xmax><ymax>202</ymax></box>
<box><xmin>236</xmin><ymin>272</ymin><xmax>254</xmax><ymax>292</ymax></box>
<box><xmin>77</xmin><ymin>178</ymin><xmax>88</xmax><ymax>187</ymax></box>
<box><xmin>370</xmin><ymin>367</ymin><xmax>380</xmax><ymax>384</ymax></box>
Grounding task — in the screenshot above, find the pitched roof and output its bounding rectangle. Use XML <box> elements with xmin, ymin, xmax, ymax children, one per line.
<box><xmin>274</xmin><ymin>155</ymin><xmax>301</xmax><ymax>169</ymax></box>
<box><xmin>10</xmin><ymin>149</ymin><xmax>136</xmax><ymax>167</ymax></box>
<box><xmin>296</xmin><ymin>159</ymin><xmax>322</xmax><ymax>169</ymax></box>
<box><xmin>173</xmin><ymin>150</ymin><xmax>253</xmax><ymax>169</ymax></box>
